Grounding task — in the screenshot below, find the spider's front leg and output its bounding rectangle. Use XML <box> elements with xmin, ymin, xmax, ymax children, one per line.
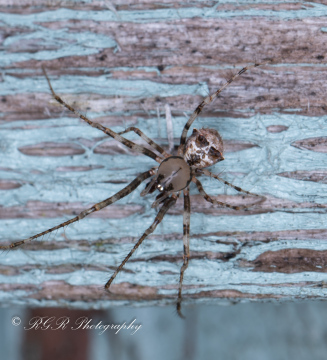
<box><xmin>176</xmin><ymin>187</ymin><xmax>191</xmax><ymax>318</ymax></box>
<box><xmin>0</xmin><ymin>169</ymin><xmax>157</xmax><ymax>250</ymax></box>
<box><xmin>104</xmin><ymin>193</ymin><xmax>179</xmax><ymax>289</ymax></box>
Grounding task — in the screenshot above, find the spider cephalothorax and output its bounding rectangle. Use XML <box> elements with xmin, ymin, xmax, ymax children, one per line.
<box><xmin>142</xmin><ymin>127</ymin><xmax>224</xmax><ymax>207</ymax></box>
<box><xmin>141</xmin><ymin>156</ymin><xmax>192</xmax><ymax>207</ymax></box>
<box><xmin>1</xmin><ymin>62</ymin><xmax>267</xmax><ymax>318</ymax></box>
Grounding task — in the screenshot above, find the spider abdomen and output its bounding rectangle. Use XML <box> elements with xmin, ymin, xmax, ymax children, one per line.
<box><xmin>184</xmin><ymin>128</ymin><xmax>224</xmax><ymax>168</ymax></box>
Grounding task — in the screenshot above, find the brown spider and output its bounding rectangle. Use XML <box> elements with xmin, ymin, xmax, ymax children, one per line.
<box><xmin>1</xmin><ymin>62</ymin><xmax>268</xmax><ymax>317</ymax></box>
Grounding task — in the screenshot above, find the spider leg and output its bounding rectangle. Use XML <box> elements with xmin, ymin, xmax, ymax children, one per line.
<box><xmin>42</xmin><ymin>67</ymin><xmax>162</xmax><ymax>163</ymax></box>
<box><xmin>178</xmin><ymin>61</ymin><xmax>271</xmax><ymax>155</ymax></box>
<box><xmin>118</xmin><ymin>127</ymin><xmax>171</xmax><ymax>158</ymax></box>
<box><xmin>0</xmin><ymin>168</ymin><xmax>156</xmax><ymax>250</ymax></box>
<box><xmin>150</xmin><ymin>189</ymin><xmax>176</xmax><ymax>208</ymax></box>
<box><xmin>193</xmin><ymin>177</ymin><xmax>247</xmax><ymax>211</ymax></box>
<box><xmin>196</xmin><ymin>168</ymin><xmax>265</xmax><ymax>199</ymax></box>
<box><xmin>177</xmin><ymin>187</ymin><xmax>190</xmax><ymax>318</ymax></box>
<box><xmin>104</xmin><ymin>193</ymin><xmax>179</xmax><ymax>290</ymax></box>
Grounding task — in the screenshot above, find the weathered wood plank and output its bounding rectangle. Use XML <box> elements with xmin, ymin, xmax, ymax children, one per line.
<box><xmin>1</xmin><ymin>1</ymin><xmax>327</xmax><ymax>309</ymax></box>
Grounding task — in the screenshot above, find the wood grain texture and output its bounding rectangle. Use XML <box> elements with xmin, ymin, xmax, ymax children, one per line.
<box><xmin>1</xmin><ymin>0</ymin><xmax>327</xmax><ymax>309</ymax></box>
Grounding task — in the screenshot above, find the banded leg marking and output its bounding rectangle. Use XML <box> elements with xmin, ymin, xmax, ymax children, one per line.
<box><xmin>177</xmin><ymin>187</ymin><xmax>191</xmax><ymax>318</ymax></box>
<box><xmin>118</xmin><ymin>127</ymin><xmax>170</xmax><ymax>158</ymax></box>
<box><xmin>42</xmin><ymin>67</ymin><xmax>162</xmax><ymax>163</ymax></box>
<box><xmin>0</xmin><ymin>169</ymin><xmax>156</xmax><ymax>250</ymax></box>
<box><xmin>178</xmin><ymin>61</ymin><xmax>271</xmax><ymax>155</ymax></box>
<box><xmin>197</xmin><ymin>168</ymin><xmax>265</xmax><ymax>199</ymax></box>
<box><xmin>193</xmin><ymin>177</ymin><xmax>247</xmax><ymax>211</ymax></box>
<box><xmin>104</xmin><ymin>193</ymin><xmax>179</xmax><ymax>290</ymax></box>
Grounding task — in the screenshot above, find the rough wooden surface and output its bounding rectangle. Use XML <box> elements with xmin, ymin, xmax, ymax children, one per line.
<box><xmin>1</xmin><ymin>1</ymin><xmax>327</xmax><ymax>309</ymax></box>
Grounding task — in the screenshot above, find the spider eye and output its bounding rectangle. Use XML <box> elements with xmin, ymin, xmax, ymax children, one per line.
<box><xmin>158</xmin><ymin>184</ymin><xmax>164</xmax><ymax>192</ymax></box>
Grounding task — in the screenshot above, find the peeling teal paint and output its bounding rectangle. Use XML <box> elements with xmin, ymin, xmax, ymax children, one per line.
<box><xmin>2</xmin><ymin>3</ymin><xmax>327</xmax><ymax>306</ymax></box>
<box><xmin>2</xmin><ymin>30</ymin><xmax>117</xmax><ymax>66</ymax></box>
<box><xmin>1</xmin><ymin>210</ymin><xmax>327</xmax><ymax>245</ymax></box>
<box><xmin>1</xmin><ymin>3</ymin><xmax>327</xmax><ymax>30</ymax></box>
<box><xmin>0</xmin><ymin>75</ymin><xmax>209</xmax><ymax>97</ymax></box>
<box><xmin>2</xmin><ymin>114</ymin><xmax>327</xmax><ymax>208</ymax></box>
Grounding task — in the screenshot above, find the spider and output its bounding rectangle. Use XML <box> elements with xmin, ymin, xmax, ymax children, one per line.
<box><xmin>1</xmin><ymin>62</ymin><xmax>268</xmax><ymax>317</ymax></box>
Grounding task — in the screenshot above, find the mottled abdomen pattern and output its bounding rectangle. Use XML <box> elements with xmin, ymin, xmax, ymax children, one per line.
<box><xmin>183</xmin><ymin>128</ymin><xmax>224</xmax><ymax>168</ymax></box>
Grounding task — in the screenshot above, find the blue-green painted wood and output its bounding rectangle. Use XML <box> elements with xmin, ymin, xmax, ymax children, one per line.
<box><xmin>1</xmin><ymin>1</ymin><xmax>327</xmax><ymax>308</ymax></box>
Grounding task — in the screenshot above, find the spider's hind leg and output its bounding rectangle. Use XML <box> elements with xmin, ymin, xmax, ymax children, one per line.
<box><xmin>118</xmin><ymin>127</ymin><xmax>171</xmax><ymax>158</ymax></box>
<box><xmin>178</xmin><ymin>61</ymin><xmax>272</xmax><ymax>155</ymax></box>
<box><xmin>197</xmin><ymin>168</ymin><xmax>266</xmax><ymax>201</ymax></box>
<box><xmin>193</xmin><ymin>177</ymin><xmax>247</xmax><ymax>210</ymax></box>
<box><xmin>177</xmin><ymin>187</ymin><xmax>191</xmax><ymax>318</ymax></box>
<box><xmin>42</xmin><ymin>67</ymin><xmax>162</xmax><ymax>163</ymax></box>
